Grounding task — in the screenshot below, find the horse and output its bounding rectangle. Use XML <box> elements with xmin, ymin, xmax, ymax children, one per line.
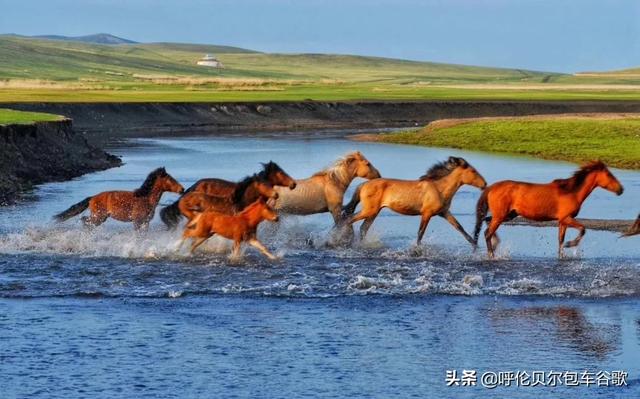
<box><xmin>177</xmin><ymin>181</ymin><xmax>277</xmax><ymax>222</ymax></box>
<box><xmin>161</xmin><ymin>161</ymin><xmax>295</xmax><ymax>229</ymax></box>
<box><xmin>344</xmin><ymin>156</ymin><xmax>486</xmax><ymax>245</ymax></box>
<box><xmin>179</xmin><ymin>197</ymin><xmax>280</xmax><ymax>259</ymax></box>
<box><xmin>271</xmin><ymin>151</ymin><xmax>380</xmax><ymax>225</ymax></box>
<box><xmin>54</xmin><ymin>167</ymin><xmax>184</xmax><ymax>230</ymax></box>
<box><xmin>474</xmin><ymin>161</ymin><xmax>624</xmax><ymax>258</ymax></box>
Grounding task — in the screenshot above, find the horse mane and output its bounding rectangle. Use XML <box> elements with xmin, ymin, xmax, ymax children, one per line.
<box><xmin>256</xmin><ymin>161</ymin><xmax>284</xmax><ymax>180</ymax></box>
<box><xmin>553</xmin><ymin>161</ymin><xmax>607</xmax><ymax>192</ymax></box>
<box><xmin>313</xmin><ymin>152</ymin><xmax>359</xmax><ymax>185</ymax></box>
<box><xmin>232</xmin><ymin>175</ymin><xmax>257</xmax><ymax>204</ymax></box>
<box><xmin>420</xmin><ymin>157</ymin><xmax>468</xmax><ymax>181</ymax></box>
<box><xmin>133</xmin><ymin>167</ymin><xmax>167</xmax><ymax>197</ymax></box>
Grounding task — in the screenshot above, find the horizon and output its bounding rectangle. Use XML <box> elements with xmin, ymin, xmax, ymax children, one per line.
<box><xmin>1</xmin><ymin>0</ymin><xmax>638</xmax><ymax>74</ymax></box>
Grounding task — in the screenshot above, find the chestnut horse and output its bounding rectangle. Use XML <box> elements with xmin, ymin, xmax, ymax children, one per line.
<box><xmin>271</xmin><ymin>151</ymin><xmax>380</xmax><ymax>225</ymax></box>
<box><xmin>344</xmin><ymin>157</ymin><xmax>486</xmax><ymax>245</ymax></box>
<box><xmin>161</xmin><ymin>161</ymin><xmax>295</xmax><ymax>229</ymax></box>
<box><xmin>474</xmin><ymin>161</ymin><xmax>624</xmax><ymax>258</ymax></box>
<box><xmin>178</xmin><ymin>181</ymin><xmax>277</xmax><ymax>222</ymax></box>
<box><xmin>179</xmin><ymin>197</ymin><xmax>279</xmax><ymax>259</ymax></box>
<box><xmin>54</xmin><ymin>167</ymin><xmax>184</xmax><ymax>230</ymax></box>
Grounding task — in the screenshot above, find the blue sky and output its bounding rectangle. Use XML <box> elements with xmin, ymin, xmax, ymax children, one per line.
<box><xmin>1</xmin><ymin>0</ymin><xmax>638</xmax><ymax>73</ymax></box>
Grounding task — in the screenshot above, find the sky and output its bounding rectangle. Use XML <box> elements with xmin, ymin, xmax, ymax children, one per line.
<box><xmin>1</xmin><ymin>0</ymin><xmax>638</xmax><ymax>73</ymax></box>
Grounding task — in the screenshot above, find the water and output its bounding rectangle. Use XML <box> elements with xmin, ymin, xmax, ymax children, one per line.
<box><xmin>1</xmin><ymin>130</ymin><xmax>639</xmax><ymax>397</ymax></box>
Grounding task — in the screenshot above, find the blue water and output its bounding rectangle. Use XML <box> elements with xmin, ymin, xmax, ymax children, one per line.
<box><xmin>1</xmin><ymin>130</ymin><xmax>639</xmax><ymax>398</ymax></box>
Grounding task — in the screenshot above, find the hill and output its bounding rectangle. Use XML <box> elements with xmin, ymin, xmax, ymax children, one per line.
<box><xmin>33</xmin><ymin>33</ymin><xmax>137</xmax><ymax>45</ymax></box>
<box><xmin>0</xmin><ymin>35</ymin><xmax>637</xmax><ymax>102</ymax></box>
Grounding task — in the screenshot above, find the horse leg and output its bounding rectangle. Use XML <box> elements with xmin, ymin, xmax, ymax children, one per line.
<box><xmin>441</xmin><ymin>210</ymin><xmax>475</xmax><ymax>247</ymax></box>
<box><xmin>484</xmin><ymin>217</ymin><xmax>503</xmax><ymax>258</ymax></box>
<box><xmin>562</xmin><ymin>217</ymin><xmax>586</xmax><ymax>249</ymax></box>
<box><xmin>417</xmin><ymin>213</ymin><xmax>433</xmax><ymax>245</ymax></box>
<box><xmin>558</xmin><ymin>222</ymin><xmax>568</xmax><ymax>258</ymax></box>
<box><xmin>248</xmin><ymin>238</ymin><xmax>277</xmax><ymax>260</ymax></box>
<box><xmin>231</xmin><ymin>240</ymin><xmax>242</xmax><ymax>259</ymax></box>
<box><xmin>82</xmin><ymin>211</ymin><xmax>108</xmax><ymax>228</ymax></box>
<box><xmin>359</xmin><ymin>214</ymin><xmax>379</xmax><ymax>241</ymax></box>
<box><xmin>190</xmin><ymin>237</ymin><xmax>208</xmax><ymax>254</ymax></box>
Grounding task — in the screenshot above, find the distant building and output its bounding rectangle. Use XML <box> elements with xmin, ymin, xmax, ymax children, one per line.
<box><xmin>197</xmin><ymin>54</ymin><xmax>223</xmax><ymax>68</ymax></box>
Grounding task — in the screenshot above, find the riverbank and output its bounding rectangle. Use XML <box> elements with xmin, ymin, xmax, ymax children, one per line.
<box><xmin>0</xmin><ymin>117</ymin><xmax>121</xmax><ymax>204</ymax></box>
<box><xmin>4</xmin><ymin>101</ymin><xmax>640</xmax><ymax>144</ymax></box>
<box><xmin>356</xmin><ymin>113</ymin><xmax>640</xmax><ymax>169</ymax></box>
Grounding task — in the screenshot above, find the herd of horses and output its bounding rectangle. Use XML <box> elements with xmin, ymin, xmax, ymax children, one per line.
<box><xmin>54</xmin><ymin>152</ymin><xmax>640</xmax><ymax>260</ymax></box>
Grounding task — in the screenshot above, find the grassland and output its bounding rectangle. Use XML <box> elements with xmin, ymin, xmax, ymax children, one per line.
<box><xmin>0</xmin><ymin>108</ymin><xmax>64</xmax><ymax>125</ymax></box>
<box><xmin>375</xmin><ymin>115</ymin><xmax>640</xmax><ymax>169</ymax></box>
<box><xmin>1</xmin><ymin>35</ymin><xmax>640</xmax><ymax>102</ymax></box>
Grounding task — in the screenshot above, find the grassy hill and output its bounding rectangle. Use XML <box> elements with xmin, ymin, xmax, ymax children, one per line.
<box><xmin>0</xmin><ymin>35</ymin><xmax>638</xmax><ymax>102</ymax></box>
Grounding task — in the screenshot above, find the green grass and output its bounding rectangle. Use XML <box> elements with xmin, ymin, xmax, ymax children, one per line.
<box><xmin>1</xmin><ymin>35</ymin><xmax>639</xmax><ymax>102</ymax></box>
<box><xmin>0</xmin><ymin>108</ymin><xmax>64</xmax><ymax>125</ymax></box>
<box><xmin>379</xmin><ymin>117</ymin><xmax>640</xmax><ymax>169</ymax></box>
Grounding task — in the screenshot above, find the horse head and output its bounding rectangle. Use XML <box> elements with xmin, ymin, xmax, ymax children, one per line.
<box><xmin>589</xmin><ymin>161</ymin><xmax>624</xmax><ymax>196</ymax></box>
<box><xmin>158</xmin><ymin>168</ymin><xmax>185</xmax><ymax>194</ymax></box>
<box><xmin>448</xmin><ymin>157</ymin><xmax>487</xmax><ymax>189</ymax></box>
<box><xmin>252</xmin><ymin>197</ymin><xmax>279</xmax><ymax>222</ymax></box>
<box><xmin>262</xmin><ymin>161</ymin><xmax>297</xmax><ymax>189</ymax></box>
<box><xmin>351</xmin><ymin>151</ymin><xmax>381</xmax><ymax>180</ymax></box>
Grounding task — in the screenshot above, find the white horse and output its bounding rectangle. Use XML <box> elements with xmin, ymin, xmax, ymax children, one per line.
<box><xmin>271</xmin><ymin>151</ymin><xmax>381</xmax><ymax>225</ymax></box>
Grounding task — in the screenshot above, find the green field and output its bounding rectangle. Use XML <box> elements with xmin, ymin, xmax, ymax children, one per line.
<box><xmin>377</xmin><ymin>116</ymin><xmax>640</xmax><ymax>169</ymax></box>
<box><xmin>0</xmin><ymin>108</ymin><xmax>64</xmax><ymax>125</ymax></box>
<box><xmin>1</xmin><ymin>35</ymin><xmax>640</xmax><ymax>102</ymax></box>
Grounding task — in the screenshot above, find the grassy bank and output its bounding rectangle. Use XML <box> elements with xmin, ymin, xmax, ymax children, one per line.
<box><xmin>0</xmin><ymin>108</ymin><xmax>64</xmax><ymax>125</ymax></box>
<box><xmin>2</xmin><ymin>35</ymin><xmax>640</xmax><ymax>102</ymax></box>
<box><xmin>377</xmin><ymin>115</ymin><xmax>640</xmax><ymax>169</ymax></box>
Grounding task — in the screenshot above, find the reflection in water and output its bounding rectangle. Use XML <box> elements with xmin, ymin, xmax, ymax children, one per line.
<box><xmin>490</xmin><ymin>306</ymin><xmax>619</xmax><ymax>360</ymax></box>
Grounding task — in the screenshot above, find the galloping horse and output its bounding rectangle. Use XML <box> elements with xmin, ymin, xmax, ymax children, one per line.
<box><xmin>177</xmin><ymin>181</ymin><xmax>277</xmax><ymax>222</ymax></box>
<box><xmin>344</xmin><ymin>156</ymin><xmax>486</xmax><ymax>245</ymax></box>
<box><xmin>474</xmin><ymin>161</ymin><xmax>624</xmax><ymax>258</ymax></box>
<box><xmin>179</xmin><ymin>197</ymin><xmax>280</xmax><ymax>259</ymax></box>
<box><xmin>54</xmin><ymin>167</ymin><xmax>184</xmax><ymax>230</ymax></box>
<box><xmin>271</xmin><ymin>152</ymin><xmax>380</xmax><ymax>225</ymax></box>
<box><xmin>161</xmin><ymin>161</ymin><xmax>295</xmax><ymax>229</ymax></box>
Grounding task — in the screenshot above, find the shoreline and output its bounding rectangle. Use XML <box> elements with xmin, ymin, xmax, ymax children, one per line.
<box><xmin>0</xmin><ymin>119</ymin><xmax>121</xmax><ymax>204</ymax></box>
<box><xmin>4</xmin><ymin>100</ymin><xmax>640</xmax><ymax>145</ymax></box>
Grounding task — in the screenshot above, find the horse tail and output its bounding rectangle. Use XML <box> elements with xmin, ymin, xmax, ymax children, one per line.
<box><xmin>160</xmin><ymin>199</ymin><xmax>183</xmax><ymax>230</ymax></box>
<box><xmin>474</xmin><ymin>189</ymin><xmax>490</xmax><ymax>245</ymax></box>
<box><xmin>342</xmin><ymin>183</ymin><xmax>364</xmax><ymax>218</ymax></box>
<box><xmin>54</xmin><ymin>197</ymin><xmax>91</xmax><ymax>222</ymax></box>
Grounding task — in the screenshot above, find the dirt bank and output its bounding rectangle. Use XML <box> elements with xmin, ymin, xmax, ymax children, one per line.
<box><xmin>0</xmin><ymin>120</ymin><xmax>121</xmax><ymax>204</ymax></box>
<box><xmin>5</xmin><ymin>101</ymin><xmax>640</xmax><ymax>144</ymax></box>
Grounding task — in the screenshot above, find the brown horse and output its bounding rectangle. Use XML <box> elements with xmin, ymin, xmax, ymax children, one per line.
<box><xmin>178</xmin><ymin>181</ymin><xmax>277</xmax><ymax>222</ymax></box>
<box><xmin>54</xmin><ymin>167</ymin><xmax>184</xmax><ymax>230</ymax></box>
<box><xmin>179</xmin><ymin>197</ymin><xmax>280</xmax><ymax>259</ymax></box>
<box><xmin>474</xmin><ymin>161</ymin><xmax>624</xmax><ymax>258</ymax></box>
<box><xmin>161</xmin><ymin>161</ymin><xmax>295</xmax><ymax>229</ymax></box>
<box><xmin>344</xmin><ymin>157</ymin><xmax>486</xmax><ymax>245</ymax></box>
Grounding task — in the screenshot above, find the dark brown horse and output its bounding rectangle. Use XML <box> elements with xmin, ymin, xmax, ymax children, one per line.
<box><xmin>177</xmin><ymin>180</ymin><xmax>277</xmax><ymax>223</ymax></box>
<box><xmin>474</xmin><ymin>161</ymin><xmax>624</xmax><ymax>258</ymax></box>
<box><xmin>161</xmin><ymin>161</ymin><xmax>295</xmax><ymax>229</ymax></box>
<box><xmin>54</xmin><ymin>167</ymin><xmax>184</xmax><ymax>230</ymax></box>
